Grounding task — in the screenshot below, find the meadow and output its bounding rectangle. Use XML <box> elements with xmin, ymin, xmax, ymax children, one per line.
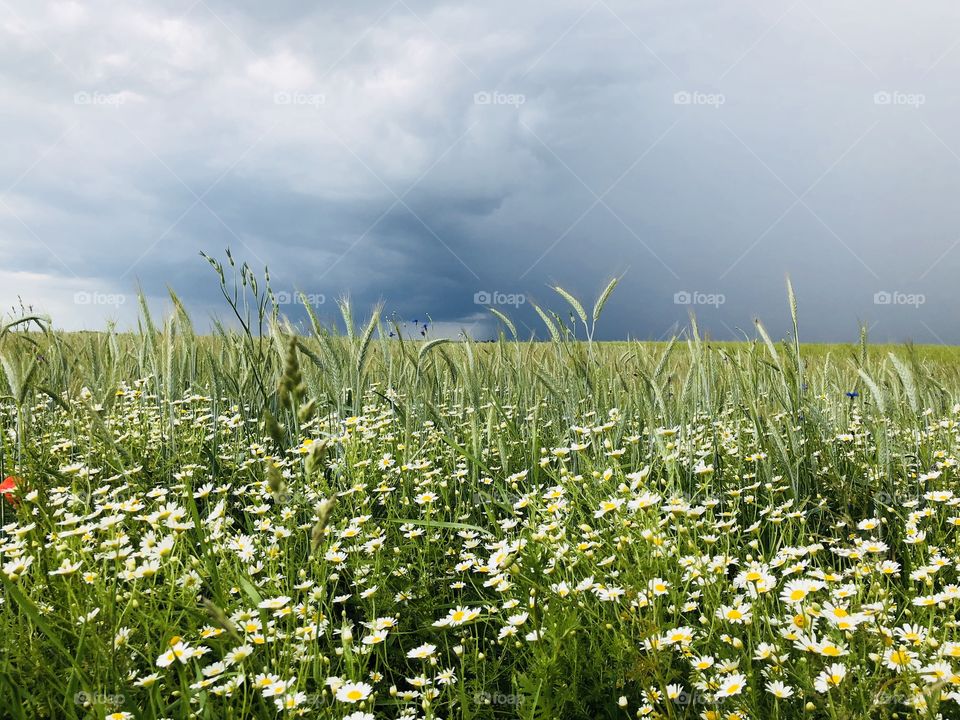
<box><xmin>2</xmin><ymin>261</ymin><xmax>960</xmax><ymax>719</ymax></box>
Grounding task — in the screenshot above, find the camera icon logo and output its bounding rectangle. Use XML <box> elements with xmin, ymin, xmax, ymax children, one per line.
<box><xmin>874</xmin><ymin>91</ymin><xmax>892</xmax><ymax>105</ymax></box>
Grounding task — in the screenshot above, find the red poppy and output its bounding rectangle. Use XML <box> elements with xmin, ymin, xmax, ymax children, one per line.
<box><xmin>0</xmin><ymin>476</ymin><xmax>20</xmax><ymax>508</ymax></box>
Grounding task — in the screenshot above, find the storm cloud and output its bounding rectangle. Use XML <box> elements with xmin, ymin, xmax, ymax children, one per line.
<box><xmin>2</xmin><ymin>0</ymin><xmax>960</xmax><ymax>341</ymax></box>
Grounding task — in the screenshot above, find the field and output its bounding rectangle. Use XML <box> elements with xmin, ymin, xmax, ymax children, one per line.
<box><xmin>3</xmin><ymin>269</ymin><xmax>960</xmax><ymax>719</ymax></box>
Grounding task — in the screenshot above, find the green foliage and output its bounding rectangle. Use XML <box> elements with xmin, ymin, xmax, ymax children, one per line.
<box><xmin>0</xmin><ymin>260</ymin><xmax>959</xmax><ymax>719</ymax></box>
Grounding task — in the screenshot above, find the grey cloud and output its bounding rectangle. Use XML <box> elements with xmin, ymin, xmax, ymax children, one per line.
<box><xmin>2</xmin><ymin>0</ymin><xmax>960</xmax><ymax>341</ymax></box>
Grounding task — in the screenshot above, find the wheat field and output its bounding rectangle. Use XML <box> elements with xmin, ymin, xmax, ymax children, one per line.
<box><xmin>1</xmin><ymin>263</ymin><xmax>959</xmax><ymax>719</ymax></box>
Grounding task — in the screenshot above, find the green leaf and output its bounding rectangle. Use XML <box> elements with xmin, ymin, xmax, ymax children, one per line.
<box><xmin>237</xmin><ymin>576</ymin><xmax>264</xmax><ymax>607</ymax></box>
<box><xmin>0</xmin><ymin>573</ymin><xmax>87</xmax><ymax>685</ymax></box>
<box><xmin>384</xmin><ymin>517</ymin><xmax>486</xmax><ymax>533</ymax></box>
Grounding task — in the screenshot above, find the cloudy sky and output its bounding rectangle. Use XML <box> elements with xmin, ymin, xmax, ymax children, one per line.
<box><xmin>2</xmin><ymin>0</ymin><xmax>960</xmax><ymax>341</ymax></box>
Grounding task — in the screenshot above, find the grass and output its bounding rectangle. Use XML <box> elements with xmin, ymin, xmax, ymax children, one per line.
<box><xmin>1</xmin><ymin>258</ymin><xmax>959</xmax><ymax>719</ymax></box>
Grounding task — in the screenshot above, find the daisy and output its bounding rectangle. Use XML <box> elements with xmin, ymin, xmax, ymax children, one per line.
<box><xmin>258</xmin><ymin>596</ymin><xmax>291</xmax><ymax>610</ymax></box>
<box><xmin>262</xmin><ymin>677</ymin><xmax>293</xmax><ymax>697</ymax></box>
<box><xmin>816</xmin><ymin>639</ymin><xmax>849</xmax><ymax>658</ymax></box>
<box><xmin>780</xmin><ymin>578</ymin><xmax>823</xmax><ymax>605</ymax></box>
<box><xmin>662</xmin><ymin>626</ymin><xmax>695</xmax><ymax>646</ymax></box>
<box><xmin>253</xmin><ymin>673</ymin><xmax>280</xmax><ymax>691</ymax></box>
<box><xmin>884</xmin><ymin>646</ymin><xmax>921</xmax><ymax>673</ymax></box>
<box><xmin>433</xmin><ymin>606</ymin><xmax>481</xmax><ymax>627</ymax></box>
<box><xmin>648</xmin><ymin>577</ymin><xmax>670</xmax><ymax>596</ymax></box>
<box><xmin>134</xmin><ymin>673</ymin><xmax>160</xmax><ymax>687</ymax></box>
<box><xmin>49</xmin><ymin>558</ymin><xmax>81</xmax><ymax>576</ymax></box>
<box><xmin>362</xmin><ymin>629</ymin><xmax>388</xmax><ymax>645</ymax></box>
<box><xmin>716</xmin><ymin>603</ymin><xmax>752</xmax><ymax>624</ymax></box>
<box><xmin>814</xmin><ymin>663</ymin><xmax>846</xmax><ymax>693</ymax></box>
<box><xmin>594</xmin><ymin>498</ymin><xmax>623</xmax><ymax>517</ymax></box>
<box><xmin>156</xmin><ymin>640</ymin><xmax>197</xmax><ymax>667</ymax></box>
<box><xmin>766</xmin><ymin>680</ymin><xmax>794</xmax><ymax>698</ymax></box>
<box><xmin>691</xmin><ymin>655</ymin><xmax>715</xmax><ymax>671</ymax></box>
<box><xmin>335</xmin><ymin>681</ymin><xmax>373</xmax><ymax>703</ymax></box>
<box><xmin>225</xmin><ymin>645</ymin><xmax>254</xmax><ymax>664</ymax></box>
<box><xmin>716</xmin><ymin>673</ymin><xmax>747</xmax><ymax>698</ymax></box>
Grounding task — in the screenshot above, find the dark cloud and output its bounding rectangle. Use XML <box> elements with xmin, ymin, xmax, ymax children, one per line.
<box><xmin>2</xmin><ymin>0</ymin><xmax>959</xmax><ymax>342</ymax></box>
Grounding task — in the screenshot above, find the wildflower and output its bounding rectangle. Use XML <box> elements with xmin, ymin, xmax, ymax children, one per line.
<box><xmin>49</xmin><ymin>558</ymin><xmax>81</xmax><ymax>576</ymax></box>
<box><xmin>766</xmin><ymin>681</ymin><xmax>794</xmax><ymax>698</ymax></box>
<box><xmin>274</xmin><ymin>693</ymin><xmax>306</xmax><ymax>711</ymax></box>
<box><xmin>594</xmin><ymin>498</ymin><xmax>623</xmax><ymax>517</ymax></box>
<box><xmin>884</xmin><ymin>646</ymin><xmax>920</xmax><ymax>672</ymax></box>
<box><xmin>362</xmin><ymin>629</ymin><xmax>388</xmax><ymax>645</ymax></box>
<box><xmin>433</xmin><ymin>606</ymin><xmax>481</xmax><ymax>627</ymax></box>
<box><xmin>716</xmin><ymin>602</ymin><xmax>752</xmax><ymax>624</ymax></box>
<box><xmin>436</xmin><ymin>668</ymin><xmax>457</xmax><ymax>685</ymax></box>
<box><xmin>780</xmin><ymin>578</ymin><xmax>823</xmax><ymax>605</ymax></box>
<box><xmin>662</xmin><ymin>626</ymin><xmax>695</xmax><ymax>647</ymax></box>
<box><xmin>156</xmin><ymin>639</ymin><xmax>197</xmax><ymax>667</ymax></box>
<box><xmin>716</xmin><ymin>673</ymin><xmax>747</xmax><ymax>698</ymax></box>
<box><xmin>648</xmin><ymin>577</ymin><xmax>670</xmax><ymax>596</ymax></box>
<box><xmin>691</xmin><ymin>655</ymin><xmax>715</xmax><ymax>671</ymax></box>
<box><xmin>258</xmin><ymin>596</ymin><xmax>291</xmax><ymax>610</ymax></box>
<box><xmin>3</xmin><ymin>555</ymin><xmax>32</xmax><ymax>581</ymax></box>
<box><xmin>261</xmin><ymin>676</ymin><xmax>293</xmax><ymax>697</ymax></box>
<box><xmin>814</xmin><ymin>663</ymin><xmax>847</xmax><ymax>692</ymax></box>
<box><xmin>253</xmin><ymin>673</ymin><xmax>280</xmax><ymax>691</ymax></box>
<box><xmin>0</xmin><ymin>476</ymin><xmax>20</xmax><ymax>507</ymax></box>
<box><xmin>335</xmin><ymin>681</ymin><xmax>373</xmax><ymax>703</ymax></box>
<box><xmin>815</xmin><ymin>639</ymin><xmax>848</xmax><ymax>658</ymax></box>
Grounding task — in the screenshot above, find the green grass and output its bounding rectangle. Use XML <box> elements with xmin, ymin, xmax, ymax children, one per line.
<box><xmin>1</xmin><ymin>261</ymin><xmax>960</xmax><ymax>719</ymax></box>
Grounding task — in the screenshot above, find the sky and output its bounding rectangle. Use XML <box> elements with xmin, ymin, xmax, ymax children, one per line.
<box><xmin>2</xmin><ymin>0</ymin><xmax>960</xmax><ymax>342</ymax></box>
